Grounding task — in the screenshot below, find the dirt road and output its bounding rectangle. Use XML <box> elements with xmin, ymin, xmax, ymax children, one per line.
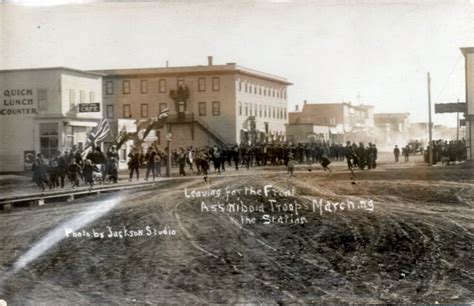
<box><xmin>0</xmin><ymin>156</ymin><xmax>473</xmax><ymax>304</ymax></box>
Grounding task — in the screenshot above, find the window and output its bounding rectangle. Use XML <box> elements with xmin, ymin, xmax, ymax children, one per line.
<box><xmin>40</xmin><ymin>122</ymin><xmax>58</xmax><ymax>159</ymax></box>
<box><xmin>69</xmin><ymin>89</ymin><xmax>75</xmax><ymax>109</ymax></box>
<box><xmin>255</xmin><ymin>104</ymin><xmax>257</xmax><ymax>116</ymax></box>
<box><xmin>212</xmin><ymin>101</ymin><xmax>220</xmax><ymax>116</ymax></box>
<box><xmin>259</xmin><ymin>87</ymin><xmax>262</xmax><ymax>95</ymax></box>
<box><xmin>106</xmin><ymin>105</ymin><xmax>114</xmax><ymax>119</ymax></box>
<box><xmin>212</xmin><ymin>77</ymin><xmax>220</xmax><ymax>91</ymax></box>
<box><xmin>198</xmin><ymin>102</ymin><xmax>206</xmax><ymax>116</ymax></box>
<box><xmin>80</xmin><ymin>90</ymin><xmax>85</xmax><ymax>103</ymax></box>
<box><xmin>249</xmin><ymin>103</ymin><xmax>253</xmax><ymax>116</ymax></box>
<box><xmin>141</xmin><ymin>104</ymin><xmax>149</xmax><ymax>118</ymax></box>
<box><xmin>239</xmin><ymin>81</ymin><xmax>242</xmax><ymax>91</ymax></box>
<box><xmin>89</xmin><ymin>91</ymin><xmax>95</xmax><ymax>103</ymax></box>
<box><xmin>245</xmin><ymin>103</ymin><xmax>248</xmax><ymax>116</ymax></box>
<box><xmin>264</xmin><ymin>105</ymin><xmax>267</xmax><ymax>118</ymax></box>
<box><xmin>254</xmin><ymin>86</ymin><xmax>257</xmax><ymax>94</ymax></box>
<box><xmin>264</xmin><ymin>88</ymin><xmax>267</xmax><ymax>96</ymax></box>
<box><xmin>140</xmin><ymin>80</ymin><xmax>148</xmax><ymax>94</ymax></box>
<box><xmin>159</xmin><ymin>79</ymin><xmax>167</xmax><ymax>93</ymax></box>
<box><xmin>123</xmin><ymin>80</ymin><xmax>130</xmax><ymax>94</ymax></box>
<box><xmin>245</xmin><ymin>83</ymin><xmax>248</xmax><ymax>92</ymax></box>
<box><xmin>65</xmin><ymin>125</ymin><xmax>74</xmax><ymax>150</ymax></box>
<box><xmin>238</xmin><ymin>102</ymin><xmax>242</xmax><ymax>116</ymax></box>
<box><xmin>106</xmin><ymin>81</ymin><xmax>113</xmax><ymax>95</ymax></box>
<box><xmin>123</xmin><ymin>104</ymin><xmax>131</xmax><ymax>118</ymax></box>
<box><xmin>198</xmin><ymin>78</ymin><xmax>206</xmax><ymax>91</ymax></box>
<box><xmin>159</xmin><ymin>103</ymin><xmax>168</xmax><ymax>113</ymax></box>
<box><xmin>177</xmin><ymin>77</ymin><xmax>184</xmax><ymax>87</ymax></box>
<box><xmin>38</xmin><ymin>89</ymin><xmax>47</xmax><ymax>111</ymax></box>
<box><xmin>259</xmin><ymin>105</ymin><xmax>262</xmax><ymax>117</ymax></box>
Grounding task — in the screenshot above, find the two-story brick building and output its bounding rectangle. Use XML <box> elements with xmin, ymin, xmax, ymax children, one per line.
<box><xmin>92</xmin><ymin>58</ymin><xmax>291</xmax><ymax>151</ymax></box>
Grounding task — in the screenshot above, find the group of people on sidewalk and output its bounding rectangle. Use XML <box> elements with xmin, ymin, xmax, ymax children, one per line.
<box><xmin>31</xmin><ymin>146</ymin><xmax>120</xmax><ymax>191</ymax></box>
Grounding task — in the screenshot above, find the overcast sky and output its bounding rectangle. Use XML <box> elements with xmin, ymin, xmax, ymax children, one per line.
<box><xmin>2</xmin><ymin>0</ymin><xmax>474</xmax><ymax>126</ymax></box>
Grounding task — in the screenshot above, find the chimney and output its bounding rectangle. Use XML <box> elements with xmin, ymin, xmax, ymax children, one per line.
<box><xmin>208</xmin><ymin>56</ymin><xmax>213</xmax><ymax>66</ymax></box>
<box><xmin>295</xmin><ymin>105</ymin><xmax>299</xmax><ymax>111</ymax></box>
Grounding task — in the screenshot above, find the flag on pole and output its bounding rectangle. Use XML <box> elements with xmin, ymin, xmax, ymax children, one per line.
<box><xmin>81</xmin><ymin>118</ymin><xmax>110</xmax><ymax>159</ymax></box>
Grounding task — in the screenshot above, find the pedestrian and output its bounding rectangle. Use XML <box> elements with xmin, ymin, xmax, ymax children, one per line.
<box><xmin>393</xmin><ymin>145</ymin><xmax>400</xmax><ymax>162</ymax></box>
<box><xmin>128</xmin><ymin>149</ymin><xmax>141</xmax><ymax>181</ymax></box>
<box><xmin>145</xmin><ymin>147</ymin><xmax>156</xmax><ymax>181</ymax></box>
<box><xmin>32</xmin><ymin>155</ymin><xmax>49</xmax><ymax>191</ymax></box>
<box><xmin>287</xmin><ymin>154</ymin><xmax>296</xmax><ymax>177</ymax></box>
<box><xmin>404</xmin><ymin>145</ymin><xmax>410</xmax><ymax>162</ymax></box>
<box><xmin>83</xmin><ymin>159</ymin><xmax>95</xmax><ymax>187</ymax></box>
<box><xmin>67</xmin><ymin>159</ymin><xmax>82</xmax><ymax>188</ymax></box>
<box><xmin>178</xmin><ymin>148</ymin><xmax>187</xmax><ymax>176</ymax></box>
<box><xmin>320</xmin><ymin>155</ymin><xmax>332</xmax><ymax>172</ymax></box>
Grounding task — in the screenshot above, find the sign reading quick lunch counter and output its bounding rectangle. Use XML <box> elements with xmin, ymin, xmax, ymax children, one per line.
<box><xmin>1</xmin><ymin>89</ymin><xmax>37</xmax><ymax>116</ymax></box>
<box><xmin>79</xmin><ymin>103</ymin><xmax>100</xmax><ymax>113</ymax></box>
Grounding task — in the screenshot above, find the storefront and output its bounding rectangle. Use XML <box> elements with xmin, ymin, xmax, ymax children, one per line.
<box><xmin>0</xmin><ymin>67</ymin><xmax>103</xmax><ymax>172</ymax></box>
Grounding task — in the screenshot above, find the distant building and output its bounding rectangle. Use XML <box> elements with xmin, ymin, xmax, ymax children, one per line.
<box><xmin>460</xmin><ymin>47</ymin><xmax>474</xmax><ymax>160</ymax></box>
<box><xmin>92</xmin><ymin>57</ymin><xmax>291</xmax><ymax>152</ymax></box>
<box><xmin>0</xmin><ymin>67</ymin><xmax>103</xmax><ymax>172</ymax></box>
<box><xmin>287</xmin><ymin>102</ymin><xmax>375</xmax><ymax>144</ymax></box>
<box><xmin>374</xmin><ymin>113</ymin><xmax>410</xmax><ymax>147</ymax></box>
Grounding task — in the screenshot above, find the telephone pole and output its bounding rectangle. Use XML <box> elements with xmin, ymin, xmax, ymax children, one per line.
<box><xmin>428</xmin><ymin>72</ymin><xmax>433</xmax><ymax>166</ymax></box>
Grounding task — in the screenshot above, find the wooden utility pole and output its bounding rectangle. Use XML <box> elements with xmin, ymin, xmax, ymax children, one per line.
<box><xmin>428</xmin><ymin>72</ymin><xmax>433</xmax><ymax>166</ymax></box>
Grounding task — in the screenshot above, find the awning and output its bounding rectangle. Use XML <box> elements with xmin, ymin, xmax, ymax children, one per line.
<box><xmin>67</xmin><ymin>120</ymin><xmax>98</xmax><ymax>127</ymax></box>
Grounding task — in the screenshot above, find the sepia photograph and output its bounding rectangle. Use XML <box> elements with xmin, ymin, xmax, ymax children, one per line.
<box><xmin>0</xmin><ymin>0</ymin><xmax>473</xmax><ymax>304</ymax></box>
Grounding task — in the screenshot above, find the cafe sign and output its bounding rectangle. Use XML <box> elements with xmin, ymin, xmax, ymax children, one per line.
<box><xmin>79</xmin><ymin>103</ymin><xmax>100</xmax><ymax>112</ymax></box>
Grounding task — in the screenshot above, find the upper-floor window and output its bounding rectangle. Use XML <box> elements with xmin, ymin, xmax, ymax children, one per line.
<box><xmin>198</xmin><ymin>102</ymin><xmax>206</xmax><ymax>116</ymax></box>
<box><xmin>259</xmin><ymin>104</ymin><xmax>262</xmax><ymax>117</ymax></box>
<box><xmin>238</xmin><ymin>102</ymin><xmax>242</xmax><ymax>116</ymax></box>
<box><xmin>177</xmin><ymin>77</ymin><xmax>185</xmax><ymax>87</ymax></box>
<box><xmin>140</xmin><ymin>80</ymin><xmax>148</xmax><ymax>94</ymax></box>
<box><xmin>123</xmin><ymin>104</ymin><xmax>131</xmax><ymax>118</ymax></box>
<box><xmin>106</xmin><ymin>105</ymin><xmax>114</xmax><ymax>119</ymax></box>
<box><xmin>259</xmin><ymin>87</ymin><xmax>262</xmax><ymax>95</ymax></box>
<box><xmin>212</xmin><ymin>77</ymin><xmax>220</xmax><ymax>91</ymax></box>
<box><xmin>159</xmin><ymin>79</ymin><xmax>167</xmax><ymax>93</ymax></box>
<box><xmin>123</xmin><ymin>80</ymin><xmax>130</xmax><ymax>94</ymax></box>
<box><xmin>198</xmin><ymin>78</ymin><xmax>206</xmax><ymax>91</ymax></box>
<box><xmin>69</xmin><ymin>89</ymin><xmax>75</xmax><ymax>109</ymax></box>
<box><xmin>245</xmin><ymin>103</ymin><xmax>248</xmax><ymax>116</ymax></box>
<box><xmin>80</xmin><ymin>90</ymin><xmax>85</xmax><ymax>103</ymax></box>
<box><xmin>38</xmin><ymin>89</ymin><xmax>48</xmax><ymax>111</ymax></box>
<box><xmin>89</xmin><ymin>91</ymin><xmax>95</xmax><ymax>103</ymax></box>
<box><xmin>141</xmin><ymin>104</ymin><xmax>149</xmax><ymax>118</ymax></box>
<box><xmin>239</xmin><ymin>81</ymin><xmax>242</xmax><ymax>91</ymax></box>
<box><xmin>106</xmin><ymin>81</ymin><xmax>113</xmax><ymax>95</ymax></box>
<box><xmin>212</xmin><ymin>101</ymin><xmax>221</xmax><ymax>116</ymax></box>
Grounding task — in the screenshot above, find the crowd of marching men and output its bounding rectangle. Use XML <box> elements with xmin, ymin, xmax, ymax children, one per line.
<box><xmin>30</xmin><ymin>140</ymin><xmax>381</xmax><ymax>191</ymax></box>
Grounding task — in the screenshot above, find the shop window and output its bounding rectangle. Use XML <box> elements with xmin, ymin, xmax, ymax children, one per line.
<box><xmin>141</xmin><ymin>104</ymin><xmax>149</xmax><ymax>118</ymax></box>
<box><xmin>40</xmin><ymin>122</ymin><xmax>58</xmax><ymax>159</ymax></box>
<box><xmin>106</xmin><ymin>105</ymin><xmax>114</xmax><ymax>119</ymax></box>
<box><xmin>123</xmin><ymin>80</ymin><xmax>130</xmax><ymax>94</ymax></box>
<box><xmin>198</xmin><ymin>78</ymin><xmax>206</xmax><ymax>91</ymax></box>
<box><xmin>65</xmin><ymin>125</ymin><xmax>74</xmax><ymax>150</ymax></box>
<box><xmin>106</xmin><ymin>81</ymin><xmax>113</xmax><ymax>95</ymax></box>
<box><xmin>212</xmin><ymin>101</ymin><xmax>220</xmax><ymax>116</ymax></box>
<box><xmin>140</xmin><ymin>80</ymin><xmax>148</xmax><ymax>94</ymax></box>
<box><xmin>159</xmin><ymin>79</ymin><xmax>167</xmax><ymax>93</ymax></box>
<box><xmin>38</xmin><ymin>89</ymin><xmax>48</xmax><ymax>111</ymax></box>
<box><xmin>198</xmin><ymin>102</ymin><xmax>206</xmax><ymax>116</ymax></box>
<box><xmin>123</xmin><ymin>104</ymin><xmax>131</xmax><ymax>118</ymax></box>
<box><xmin>212</xmin><ymin>77</ymin><xmax>220</xmax><ymax>91</ymax></box>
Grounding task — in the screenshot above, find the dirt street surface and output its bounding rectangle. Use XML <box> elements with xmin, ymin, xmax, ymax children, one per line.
<box><xmin>0</xmin><ymin>155</ymin><xmax>473</xmax><ymax>304</ymax></box>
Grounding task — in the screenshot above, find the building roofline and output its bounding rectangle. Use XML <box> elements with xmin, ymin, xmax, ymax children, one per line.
<box><xmin>90</xmin><ymin>63</ymin><xmax>292</xmax><ymax>85</ymax></box>
<box><xmin>460</xmin><ymin>47</ymin><xmax>474</xmax><ymax>56</ymax></box>
<box><xmin>0</xmin><ymin>67</ymin><xmax>105</xmax><ymax>77</ymax></box>
<box><xmin>374</xmin><ymin>112</ymin><xmax>410</xmax><ymax>116</ymax></box>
